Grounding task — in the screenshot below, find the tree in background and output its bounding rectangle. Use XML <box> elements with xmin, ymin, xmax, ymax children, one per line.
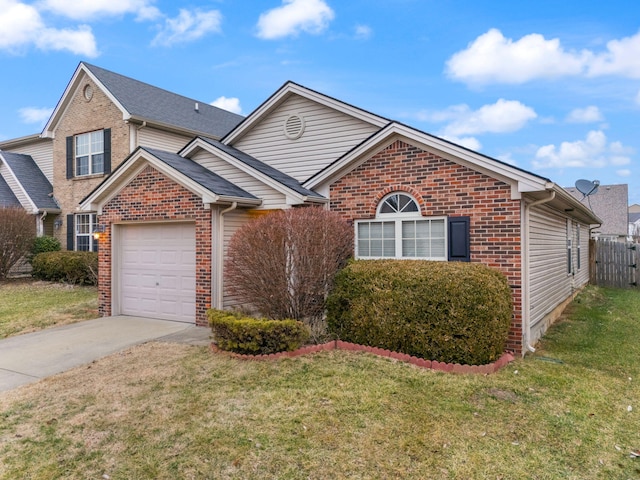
<box><xmin>226</xmin><ymin>207</ymin><xmax>353</xmax><ymax>341</ymax></box>
<box><xmin>0</xmin><ymin>207</ymin><xmax>36</xmax><ymax>279</ymax></box>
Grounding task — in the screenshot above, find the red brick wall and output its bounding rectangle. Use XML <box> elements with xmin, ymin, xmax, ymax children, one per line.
<box><xmin>98</xmin><ymin>165</ymin><xmax>212</xmax><ymax>326</ymax></box>
<box><xmin>330</xmin><ymin>140</ymin><xmax>523</xmax><ymax>355</ymax></box>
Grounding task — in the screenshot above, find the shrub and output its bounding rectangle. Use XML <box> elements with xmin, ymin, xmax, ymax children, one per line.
<box><xmin>29</xmin><ymin>236</ymin><xmax>61</xmax><ymax>263</ymax></box>
<box><xmin>0</xmin><ymin>207</ymin><xmax>36</xmax><ymax>279</ymax></box>
<box><xmin>208</xmin><ymin>309</ymin><xmax>310</xmax><ymax>355</ymax></box>
<box><xmin>326</xmin><ymin>260</ymin><xmax>512</xmax><ymax>365</ymax></box>
<box><xmin>31</xmin><ymin>251</ymin><xmax>98</xmax><ymax>285</ymax></box>
<box><xmin>225</xmin><ymin>207</ymin><xmax>353</xmax><ymax>342</ymax></box>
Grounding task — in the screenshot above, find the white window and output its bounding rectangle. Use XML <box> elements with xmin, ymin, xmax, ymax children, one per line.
<box><xmin>76</xmin><ymin>213</ymin><xmax>97</xmax><ymax>251</ymax></box>
<box><xmin>566</xmin><ymin>219</ymin><xmax>573</xmax><ymax>275</ymax></box>
<box><xmin>355</xmin><ymin>193</ymin><xmax>447</xmax><ymax>260</ymax></box>
<box><xmin>75</xmin><ymin>130</ymin><xmax>104</xmax><ymax>176</ymax></box>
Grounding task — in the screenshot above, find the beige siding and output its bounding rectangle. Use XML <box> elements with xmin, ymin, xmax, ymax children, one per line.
<box><xmin>192</xmin><ymin>150</ymin><xmax>286</xmax><ymax>209</ymax></box>
<box><xmin>222</xmin><ymin>209</ymin><xmax>252</xmax><ymax>310</ymax></box>
<box><xmin>6</xmin><ymin>140</ymin><xmax>54</xmax><ymax>182</ymax></box>
<box><xmin>138</xmin><ymin>127</ymin><xmax>193</xmax><ymax>153</ymax></box>
<box><xmin>0</xmin><ymin>163</ymin><xmax>33</xmax><ymax>211</ymax></box>
<box><xmin>233</xmin><ymin>95</ymin><xmax>380</xmax><ymax>181</ymax></box>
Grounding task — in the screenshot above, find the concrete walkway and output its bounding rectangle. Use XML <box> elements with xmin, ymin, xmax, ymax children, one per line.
<box><xmin>0</xmin><ymin>316</ymin><xmax>211</xmax><ymax>393</ymax></box>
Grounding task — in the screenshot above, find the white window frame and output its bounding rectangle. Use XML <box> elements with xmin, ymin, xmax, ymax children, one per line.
<box><xmin>355</xmin><ymin>192</ymin><xmax>447</xmax><ymax>261</ymax></box>
<box><xmin>75</xmin><ymin>130</ymin><xmax>104</xmax><ymax>177</ymax></box>
<box><xmin>566</xmin><ymin>219</ymin><xmax>573</xmax><ymax>275</ymax></box>
<box><xmin>76</xmin><ymin>213</ymin><xmax>98</xmax><ymax>252</ymax></box>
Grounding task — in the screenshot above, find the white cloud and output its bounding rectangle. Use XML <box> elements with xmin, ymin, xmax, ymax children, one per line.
<box><xmin>588</xmin><ymin>30</ymin><xmax>640</xmax><ymax>78</ymax></box>
<box><xmin>0</xmin><ymin>0</ymin><xmax>98</xmax><ymax>56</ymax></box>
<box><xmin>18</xmin><ymin>106</ymin><xmax>53</xmax><ymax>124</ymax></box>
<box><xmin>354</xmin><ymin>24</ymin><xmax>372</xmax><ymax>40</ymax></box>
<box><xmin>256</xmin><ymin>0</ymin><xmax>334</xmax><ymax>39</ymax></box>
<box><xmin>617</xmin><ymin>169</ymin><xmax>631</xmax><ymax>177</ymax></box>
<box><xmin>635</xmin><ymin>89</ymin><xmax>640</xmax><ymax>106</ymax></box>
<box><xmin>39</xmin><ymin>0</ymin><xmax>161</xmax><ymax>21</ymax></box>
<box><xmin>440</xmin><ymin>135</ymin><xmax>482</xmax><ymax>151</ymax></box>
<box><xmin>446</xmin><ymin>29</ymin><xmax>588</xmax><ymax>85</ymax></box>
<box><xmin>566</xmin><ymin>106</ymin><xmax>603</xmax><ymax>123</ymax></box>
<box><xmin>439</xmin><ymin>99</ymin><xmax>537</xmax><ymax>137</ymax></box>
<box><xmin>152</xmin><ymin>8</ymin><xmax>222</xmax><ymax>46</ymax></box>
<box><xmin>210</xmin><ymin>96</ymin><xmax>242</xmax><ymax>115</ymax></box>
<box><xmin>533</xmin><ymin>130</ymin><xmax>634</xmax><ymax>169</ymax></box>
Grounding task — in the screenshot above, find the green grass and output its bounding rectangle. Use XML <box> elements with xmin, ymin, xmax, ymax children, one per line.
<box><xmin>0</xmin><ymin>279</ymin><xmax>98</xmax><ymax>338</ymax></box>
<box><xmin>1</xmin><ymin>286</ymin><xmax>639</xmax><ymax>479</ymax></box>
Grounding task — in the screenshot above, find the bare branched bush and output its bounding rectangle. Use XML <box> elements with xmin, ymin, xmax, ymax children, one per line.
<box><xmin>226</xmin><ymin>207</ymin><xmax>353</xmax><ymax>341</ymax></box>
<box><xmin>0</xmin><ymin>207</ymin><xmax>36</xmax><ymax>279</ymax></box>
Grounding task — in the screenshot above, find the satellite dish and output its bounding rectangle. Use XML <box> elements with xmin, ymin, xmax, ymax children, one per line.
<box><xmin>575</xmin><ymin>179</ymin><xmax>600</xmax><ymax>199</ymax></box>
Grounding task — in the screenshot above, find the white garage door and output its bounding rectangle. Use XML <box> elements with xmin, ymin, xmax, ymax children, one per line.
<box><xmin>119</xmin><ymin>223</ymin><xmax>196</xmax><ymax>323</ymax></box>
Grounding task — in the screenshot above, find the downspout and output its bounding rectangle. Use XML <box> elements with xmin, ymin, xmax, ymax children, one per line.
<box><xmin>523</xmin><ymin>190</ymin><xmax>556</xmax><ymax>353</ymax></box>
<box><xmin>216</xmin><ymin>202</ymin><xmax>237</xmax><ymax>309</ymax></box>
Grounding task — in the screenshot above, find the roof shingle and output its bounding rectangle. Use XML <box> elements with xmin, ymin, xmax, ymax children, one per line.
<box><xmin>0</xmin><ymin>151</ymin><xmax>59</xmax><ymax>210</ymax></box>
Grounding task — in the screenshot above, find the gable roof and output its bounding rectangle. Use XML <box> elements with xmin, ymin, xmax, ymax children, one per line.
<box><xmin>44</xmin><ymin>62</ymin><xmax>244</xmax><ymax>140</ymax></box>
<box><xmin>0</xmin><ymin>174</ymin><xmax>20</xmax><ymax>207</ymax></box>
<box><xmin>186</xmin><ymin>137</ymin><xmax>326</xmax><ymax>203</ymax></box>
<box><xmin>565</xmin><ymin>183</ymin><xmax>628</xmax><ymax>236</ymax></box>
<box><xmin>80</xmin><ymin>146</ymin><xmax>260</xmax><ymax>213</ymax></box>
<box><xmin>629</xmin><ymin>212</ymin><xmax>640</xmax><ymax>223</ymax></box>
<box><xmin>222</xmin><ymin>81</ymin><xmax>389</xmax><ymax>145</ymax></box>
<box><xmin>0</xmin><ymin>151</ymin><xmax>59</xmax><ymax>212</ymax></box>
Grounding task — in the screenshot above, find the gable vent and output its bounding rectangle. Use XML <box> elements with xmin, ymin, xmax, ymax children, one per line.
<box><xmin>283</xmin><ymin>114</ymin><xmax>305</xmax><ymax>140</ymax></box>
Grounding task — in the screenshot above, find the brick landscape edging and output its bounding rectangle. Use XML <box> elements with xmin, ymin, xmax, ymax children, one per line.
<box><xmin>210</xmin><ymin>340</ymin><xmax>515</xmax><ymax>375</ymax></box>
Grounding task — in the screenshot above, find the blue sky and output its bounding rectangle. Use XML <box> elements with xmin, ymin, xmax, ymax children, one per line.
<box><xmin>1</xmin><ymin>0</ymin><xmax>639</xmax><ymax>204</ymax></box>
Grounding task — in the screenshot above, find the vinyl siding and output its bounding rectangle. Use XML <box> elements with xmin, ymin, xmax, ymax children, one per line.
<box><xmin>138</xmin><ymin>127</ymin><xmax>193</xmax><ymax>153</ymax></box>
<box><xmin>222</xmin><ymin>209</ymin><xmax>251</xmax><ymax>309</ymax></box>
<box><xmin>233</xmin><ymin>95</ymin><xmax>380</xmax><ymax>182</ymax></box>
<box><xmin>192</xmin><ymin>150</ymin><xmax>286</xmax><ymax>209</ymax></box>
<box><xmin>6</xmin><ymin>140</ymin><xmax>54</xmax><ymax>182</ymax></box>
<box><xmin>529</xmin><ymin>205</ymin><xmax>590</xmax><ymax>338</ymax></box>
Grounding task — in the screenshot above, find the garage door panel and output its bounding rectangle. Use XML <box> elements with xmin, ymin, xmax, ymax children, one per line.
<box><xmin>119</xmin><ymin>223</ymin><xmax>196</xmax><ymax>323</ymax></box>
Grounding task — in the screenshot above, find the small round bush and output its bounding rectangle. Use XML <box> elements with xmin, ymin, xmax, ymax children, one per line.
<box><xmin>326</xmin><ymin>260</ymin><xmax>512</xmax><ymax>365</ymax></box>
<box><xmin>32</xmin><ymin>251</ymin><xmax>98</xmax><ymax>285</ymax></box>
<box><xmin>29</xmin><ymin>236</ymin><xmax>61</xmax><ymax>263</ymax></box>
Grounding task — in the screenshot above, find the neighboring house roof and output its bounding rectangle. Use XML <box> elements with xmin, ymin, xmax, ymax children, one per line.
<box><xmin>0</xmin><ymin>151</ymin><xmax>59</xmax><ymax>212</ymax></box>
<box><xmin>565</xmin><ymin>183</ymin><xmax>628</xmax><ymax>236</ymax></box>
<box><xmin>44</xmin><ymin>62</ymin><xmax>245</xmax><ymax>140</ymax></box>
<box><xmin>80</xmin><ymin>146</ymin><xmax>261</xmax><ymax>213</ymax></box>
<box><xmin>0</xmin><ymin>174</ymin><xmax>20</xmax><ymax>207</ymax></box>
<box><xmin>630</xmin><ymin>203</ymin><xmax>640</xmax><ymax>214</ymax></box>
<box><xmin>629</xmin><ymin>212</ymin><xmax>640</xmax><ymax>223</ymax></box>
<box><xmin>190</xmin><ymin>137</ymin><xmax>325</xmax><ymax>201</ymax></box>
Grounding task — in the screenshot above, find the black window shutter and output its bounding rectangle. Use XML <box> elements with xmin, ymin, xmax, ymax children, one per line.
<box><xmin>448</xmin><ymin>216</ymin><xmax>470</xmax><ymax>262</ymax></box>
<box><xmin>66</xmin><ymin>214</ymin><xmax>75</xmax><ymax>251</ymax></box>
<box><xmin>66</xmin><ymin>136</ymin><xmax>74</xmax><ymax>179</ymax></box>
<box><xmin>103</xmin><ymin>128</ymin><xmax>111</xmax><ymax>174</ymax></box>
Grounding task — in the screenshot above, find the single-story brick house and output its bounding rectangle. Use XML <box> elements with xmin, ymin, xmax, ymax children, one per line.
<box><xmin>79</xmin><ymin>79</ymin><xmax>601</xmax><ymax>356</ymax></box>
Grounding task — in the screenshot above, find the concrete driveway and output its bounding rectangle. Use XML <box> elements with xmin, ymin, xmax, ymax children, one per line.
<box><xmin>0</xmin><ymin>316</ymin><xmax>211</xmax><ymax>393</ymax></box>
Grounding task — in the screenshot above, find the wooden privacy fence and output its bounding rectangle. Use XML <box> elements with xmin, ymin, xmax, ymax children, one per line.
<box><xmin>590</xmin><ymin>239</ymin><xmax>639</xmax><ymax>288</ymax></box>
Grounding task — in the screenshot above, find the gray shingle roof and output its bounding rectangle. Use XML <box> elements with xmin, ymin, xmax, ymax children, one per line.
<box><xmin>83</xmin><ymin>63</ymin><xmax>244</xmax><ymax>139</ymax></box>
<box><xmin>565</xmin><ymin>183</ymin><xmax>628</xmax><ymax>236</ymax></box>
<box><xmin>0</xmin><ymin>151</ymin><xmax>59</xmax><ymax>210</ymax></box>
<box><xmin>629</xmin><ymin>212</ymin><xmax>640</xmax><ymax>223</ymax></box>
<box><xmin>0</xmin><ymin>174</ymin><xmax>20</xmax><ymax>207</ymax></box>
<box><xmin>140</xmin><ymin>147</ymin><xmax>258</xmax><ymax>200</ymax></box>
<box><xmin>197</xmin><ymin>137</ymin><xmax>325</xmax><ymax>200</ymax></box>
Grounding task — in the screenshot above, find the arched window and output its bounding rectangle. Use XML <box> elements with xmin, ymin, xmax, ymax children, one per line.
<box><xmin>356</xmin><ymin>192</ymin><xmax>447</xmax><ymax>260</ymax></box>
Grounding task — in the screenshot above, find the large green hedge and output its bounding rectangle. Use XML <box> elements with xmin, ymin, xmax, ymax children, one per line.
<box><xmin>326</xmin><ymin>260</ymin><xmax>512</xmax><ymax>365</ymax></box>
<box><xmin>208</xmin><ymin>309</ymin><xmax>310</xmax><ymax>355</ymax></box>
<box><xmin>31</xmin><ymin>251</ymin><xmax>98</xmax><ymax>285</ymax></box>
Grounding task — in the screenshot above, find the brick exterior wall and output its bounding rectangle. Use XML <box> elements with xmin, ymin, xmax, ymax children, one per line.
<box><xmin>99</xmin><ymin>165</ymin><xmax>212</xmax><ymax>326</ymax></box>
<box><xmin>52</xmin><ymin>72</ymin><xmax>130</xmax><ymax>246</ymax></box>
<box><xmin>330</xmin><ymin>140</ymin><xmax>524</xmax><ymax>355</ymax></box>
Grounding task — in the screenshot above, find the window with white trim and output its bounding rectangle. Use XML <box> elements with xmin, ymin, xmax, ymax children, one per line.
<box><xmin>356</xmin><ymin>193</ymin><xmax>447</xmax><ymax>260</ymax></box>
<box><xmin>75</xmin><ymin>130</ymin><xmax>104</xmax><ymax>176</ymax></box>
<box><xmin>566</xmin><ymin>219</ymin><xmax>573</xmax><ymax>274</ymax></box>
<box><xmin>76</xmin><ymin>213</ymin><xmax>97</xmax><ymax>251</ymax></box>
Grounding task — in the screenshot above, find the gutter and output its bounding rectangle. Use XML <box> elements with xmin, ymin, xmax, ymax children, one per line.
<box><xmin>522</xmin><ymin>189</ymin><xmax>556</xmax><ymax>354</ymax></box>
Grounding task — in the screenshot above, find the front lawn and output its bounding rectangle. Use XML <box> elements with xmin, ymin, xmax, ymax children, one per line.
<box><xmin>1</xmin><ymin>287</ymin><xmax>639</xmax><ymax>479</ymax></box>
<box><xmin>0</xmin><ymin>279</ymin><xmax>98</xmax><ymax>338</ymax></box>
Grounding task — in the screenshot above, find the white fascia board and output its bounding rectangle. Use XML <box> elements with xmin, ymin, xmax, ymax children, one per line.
<box><xmin>43</xmin><ymin>63</ymin><xmax>129</xmax><ymax>138</ymax></box>
<box><xmin>306</xmin><ymin>123</ymin><xmax>551</xmax><ymax>200</ymax></box>
<box><xmin>183</xmin><ymin>138</ymin><xmax>315</xmax><ymax>205</ymax></box>
<box><xmin>0</xmin><ymin>158</ymin><xmax>38</xmax><ymax>213</ymax></box>
<box><xmin>223</xmin><ymin>82</ymin><xmax>388</xmax><ymax>145</ymax></box>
